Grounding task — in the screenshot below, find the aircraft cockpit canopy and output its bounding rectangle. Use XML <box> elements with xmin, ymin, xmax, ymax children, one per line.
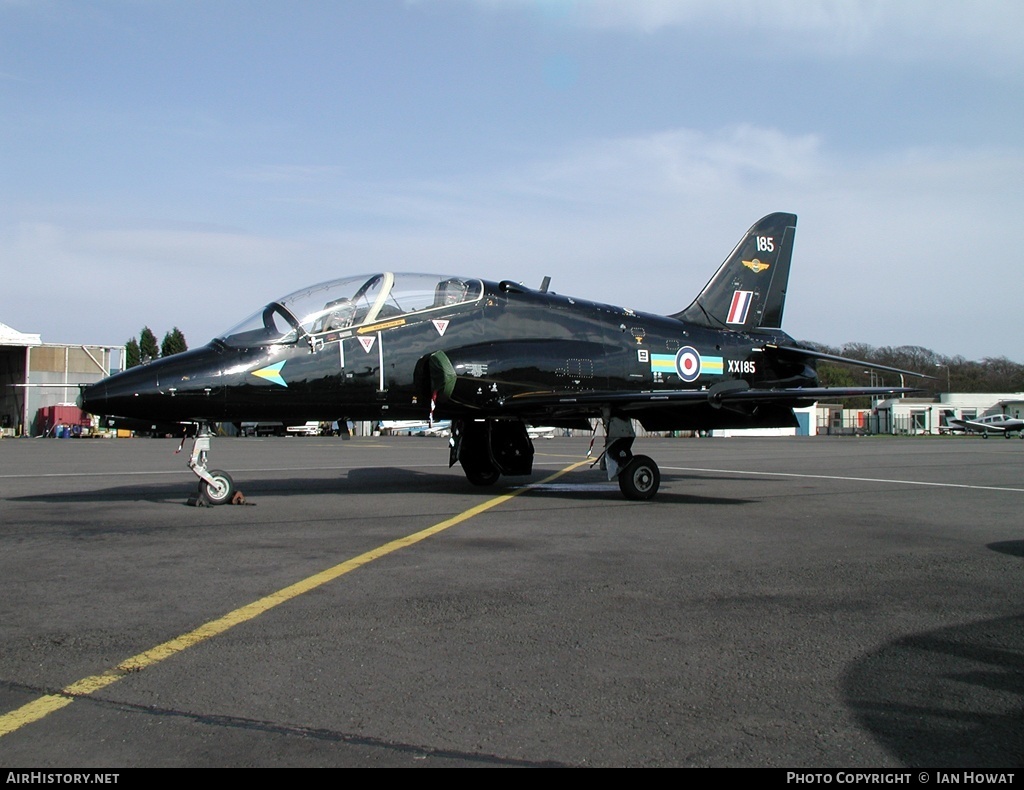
<box><xmin>218</xmin><ymin>273</ymin><xmax>483</xmax><ymax>348</ymax></box>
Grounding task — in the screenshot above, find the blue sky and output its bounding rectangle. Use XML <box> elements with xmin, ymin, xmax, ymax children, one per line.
<box><xmin>3</xmin><ymin>0</ymin><xmax>1022</xmax><ymax>361</ymax></box>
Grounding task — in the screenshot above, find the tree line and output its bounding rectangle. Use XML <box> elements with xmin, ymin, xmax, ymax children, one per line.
<box><xmin>811</xmin><ymin>342</ymin><xmax>1024</xmax><ymax>397</ymax></box>
<box><xmin>124</xmin><ymin>327</ymin><xmax>188</xmax><ymax>369</ymax></box>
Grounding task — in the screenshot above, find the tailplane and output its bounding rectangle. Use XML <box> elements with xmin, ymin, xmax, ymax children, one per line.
<box><xmin>672</xmin><ymin>212</ymin><xmax>797</xmax><ymax>331</ymax></box>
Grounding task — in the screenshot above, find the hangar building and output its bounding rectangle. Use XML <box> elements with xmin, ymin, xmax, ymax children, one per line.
<box><xmin>0</xmin><ymin>322</ymin><xmax>121</xmax><ymax>437</ymax></box>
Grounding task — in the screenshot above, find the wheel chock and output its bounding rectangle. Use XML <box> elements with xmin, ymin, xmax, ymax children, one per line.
<box><xmin>185</xmin><ymin>489</ymin><xmax>252</xmax><ymax>506</ymax></box>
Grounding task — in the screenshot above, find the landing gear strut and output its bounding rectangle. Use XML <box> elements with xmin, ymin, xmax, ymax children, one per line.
<box><xmin>600</xmin><ymin>414</ymin><xmax>661</xmax><ymax>501</ymax></box>
<box><xmin>186</xmin><ymin>423</ymin><xmax>239</xmax><ymax>505</ymax></box>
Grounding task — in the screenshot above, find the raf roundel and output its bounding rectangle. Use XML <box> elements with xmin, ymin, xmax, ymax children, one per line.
<box><xmin>675</xmin><ymin>346</ymin><xmax>702</xmax><ymax>383</ymax></box>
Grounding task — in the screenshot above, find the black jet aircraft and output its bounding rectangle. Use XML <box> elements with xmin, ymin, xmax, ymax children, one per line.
<box><xmin>79</xmin><ymin>213</ymin><xmax>923</xmax><ymax>503</ymax></box>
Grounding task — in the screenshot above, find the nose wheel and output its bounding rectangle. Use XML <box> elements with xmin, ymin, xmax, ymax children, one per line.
<box><xmin>200</xmin><ymin>469</ymin><xmax>236</xmax><ymax>505</ymax></box>
<box><xmin>186</xmin><ymin>424</ymin><xmax>245</xmax><ymax>505</ymax></box>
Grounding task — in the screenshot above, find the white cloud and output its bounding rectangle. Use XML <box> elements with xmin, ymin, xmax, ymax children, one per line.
<box><xmin>0</xmin><ymin>220</ymin><xmax>314</xmax><ymax>344</ymax></box>
<box><xmin>456</xmin><ymin>0</ymin><xmax>1024</xmax><ymax>69</ymax></box>
<box><xmin>3</xmin><ymin>124</ymin><xmax>1021</xmax><ymax>359</ymax></box>
<box><xmin>298</xmin><ymin>125</ymin><xmax>1022</xmax><ymax>358</ymax></box>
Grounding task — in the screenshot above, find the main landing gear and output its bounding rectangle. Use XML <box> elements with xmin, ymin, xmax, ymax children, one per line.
<box><xmin>450</xmin><ymin>418</ymin><xmax>534</xmax><ymax>487</ymax></box>
<box><xmin>185</xmin><ymin>423</ymin><xmax>243</xmax><ymax>506</ymax></box>
<box><xmin>451</xmin><ymin>415</ymin><xmax>662</xmax><ymax>500</ymax></box>
<box><xmin>599</xmin><ymin>414</ymin><xmax>661</xmax><ymax>501</ymax></box>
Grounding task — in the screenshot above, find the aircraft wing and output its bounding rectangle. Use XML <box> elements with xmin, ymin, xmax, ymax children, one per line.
<box><xmin>952</xmin><ymin>418</ymin><xmax>1008</xmax><ymax>433</ymax></box>
<box><xmin>762</xmin><ymin>343</ymin><xmax>936</xmax><ymax>380</ymax></box>
<box><xmin>500</xmin><ymin>383</ymin><xmax>917</xmax><ymax>412</ymax></box>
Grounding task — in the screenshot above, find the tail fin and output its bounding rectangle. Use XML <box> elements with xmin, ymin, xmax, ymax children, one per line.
<box><xmin>672</xmin><ymin>212</ymin><xmax>797</xmax><ymax>331</ymax></box>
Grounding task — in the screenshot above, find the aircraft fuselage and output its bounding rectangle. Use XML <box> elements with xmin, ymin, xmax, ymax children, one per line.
<box><xmin>82</xmin><ymin>278</ymin><xmax>808</xmax><ymax>432</ymax></box>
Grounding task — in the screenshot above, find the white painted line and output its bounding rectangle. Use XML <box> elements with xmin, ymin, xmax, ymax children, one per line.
<box><xmin>663</xmin><ymin>466</ymin><xmax>1024</xmax><ymax>494</ymax></box>
<box><xmin>516</xmin><ymin>483</ymin><xmax>618</xmax><ymax>492</ymax></box>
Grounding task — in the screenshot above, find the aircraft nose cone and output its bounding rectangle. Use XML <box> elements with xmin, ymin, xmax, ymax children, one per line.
<box><xmin>76</xmin><ymin>385</ymin><xmax>92</xmax><ymax>411</ymax></box>
<box><xmin>78</xmin><ymin>380</ymin><xmax>115</xmax><ymax>416</ymax></box>
<box><xmin>78</xmin><ymin>365</ymin><xmax>162</xmax><ymax>419</ymax></box>
<box><xmin>78</xmin><ymin>345</ymin><xmax>228</xmax><ymax>422</ymax></box>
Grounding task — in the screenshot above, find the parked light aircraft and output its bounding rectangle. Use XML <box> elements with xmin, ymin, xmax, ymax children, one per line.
<box><xmin>79</xmin><ymin>213</ymin><xmax>925</xmax><ymax>503</ymax></box>
<box><xmin>943</xmin><ymin>410</ymin><xmax>1024</xmax><ymax>438</ymax></box>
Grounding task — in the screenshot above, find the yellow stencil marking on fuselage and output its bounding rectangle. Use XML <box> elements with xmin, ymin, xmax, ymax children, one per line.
<box><xmin>0</xmin><ymin>459</ymin><xmax>591</xmax><ymax>738</ymax></box>
<box><xmin>357</xmin><ymin>318</ymin><xmax>406</xmax><ymax>334</ymax></box>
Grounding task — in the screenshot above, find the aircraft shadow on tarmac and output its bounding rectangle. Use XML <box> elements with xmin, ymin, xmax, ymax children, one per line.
<box><xmin>9</xmin><ymin>467</ymin><xmax>752</xmax><ymax>507</ymax></box>
<box><xmin>989</xmin><ymin>540</ymin><xmax>1024</xmax><ymax>559</ymax></box>
<box><xmin>843</xmin><ymin>543</ymin><xmax>1024</xmax><ymax>767</ymax></box>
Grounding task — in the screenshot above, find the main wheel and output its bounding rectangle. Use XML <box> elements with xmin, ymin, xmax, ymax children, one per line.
<box><xmin>201</xmin><ymin>469</ymin><xmax>235</xmax><ymax>505</ymax></box>
<box><xmin>462</xmin><ymin>461</ymin><xmax>500</xmax><ymax>486</ymax></box>
<box><xmin>618</xmin><ymin>455</ymin><xmax>660</xmax><ymax>501</ymax></box>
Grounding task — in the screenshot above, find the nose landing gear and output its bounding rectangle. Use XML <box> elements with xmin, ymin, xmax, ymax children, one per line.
<box><xmin>184</xmin><ymin>423</ymin><xmax>245</xmax><ymax>506</ymax></box>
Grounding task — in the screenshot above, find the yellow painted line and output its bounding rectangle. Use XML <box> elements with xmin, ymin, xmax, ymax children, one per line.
<box><xmin>0</xmin><ymin>459</ymin><xmax>590</xmax><ymax>738</ymax></box>
<box><xmin>0</xmin><ymin>696</ymin><xmax>76</xmax><ymax>734</ymax></box>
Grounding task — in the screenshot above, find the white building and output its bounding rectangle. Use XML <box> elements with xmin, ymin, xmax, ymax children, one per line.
<box><xmin>873</xmin><ymin>393</ymin><xmax>1024</xmax><ymax>435</ymax></box>
<box><xmin>710</xmin><ymin>405</ymin><xmax>818</xmax><ymax>437</ymax></box>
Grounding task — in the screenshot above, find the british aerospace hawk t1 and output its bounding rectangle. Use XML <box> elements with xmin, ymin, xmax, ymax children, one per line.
<box><xmin>79</xmin><ymin>213</ymin><xmax>922</xmax><ymax>503</ymax></box>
